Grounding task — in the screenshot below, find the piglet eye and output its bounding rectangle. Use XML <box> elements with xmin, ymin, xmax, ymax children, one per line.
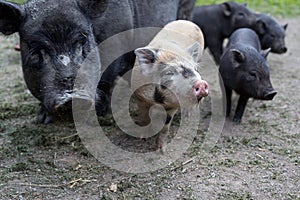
<box><xmin>249</xmin><ymin>71</ymin><xmax>257</xmax><ymax>78</ymax></box>
<box><xmin>238</xmin><ymin>12</ymin><xmax>245</xmax><ymax>17</ymax></box>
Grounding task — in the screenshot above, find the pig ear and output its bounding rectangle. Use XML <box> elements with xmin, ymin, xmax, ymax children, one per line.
<box><xmin>261</xmin><ymin>48</ymin><xmax>271</xmax><ymax>59</ymax></box>
<box><xmin>221</xmin><ymin>2</ymin><xmax>232</xmax><ymax>17</ymax></box>
<box><xmin>78</xmin><ymin>0</ymin><xmax>108</xmax><ymax>18</ymax></box>
<box><xmin>242</xmin><ymin>3</ymin><xmax>247</xmax><ymax>7</ymax></box>
<box><xmin>282</xmin><ymin>23</ymin><xmax>288</xmax><ymax>30</ymax></box>
<box><xmin>187</xmin><ymin>42</ymin><xmax>200</xmax><ymax>62</ymax></box>
<box><xmin>230</xmin><ymin>49</ymin><xmax>245</xmax><ymax>67</ymax></box>
<box><xmin>256</xmin><ymin>19</ymin><xmax>266</xmax><ymax>35</ymax></box>
<box><xmin>0</xmin><ymin>1</ymin><xmax>24</xmax><ymax>35</ymax></box>
<box><xmin>134</xmin><ymin>47</ymin><xmax>158</xmax><ymax>75</ymax></box>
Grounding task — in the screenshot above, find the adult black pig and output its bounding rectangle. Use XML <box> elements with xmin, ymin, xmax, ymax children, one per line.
<box><xmin>254</xmin><ymin>13</ymin><xmax>288</xmax><ymax>54</ymax></box>
<box><xmin>0</xmin><ymin>0</ymin><xmax>187</xmax><ymax>123</ymax></box>
<box><xmin>192</xmin><ymin>2</ymin><xmax>256</xmax><ymax>65</ymax></box>
<box><xmin>219</xmin><ymin>28</ymin><xmax>277</xmax><ymax>123</ymax></box>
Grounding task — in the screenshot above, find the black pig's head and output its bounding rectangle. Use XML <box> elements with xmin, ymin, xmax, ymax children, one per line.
<box><xmin>0</xmin><ymin>0</ymin><xmax>107</xmax><ymax>123</ymax></box>
<box><xmin>255</xmin><ymin>13</ymin><xmax>288</xmax><ymax>54</ymax></box>
<box><xmin>228</xmin><ymin>47</ymin><xmax>277</xmax><ymax>100</ymax></box>
<box><xmin>220</xmin><ymin>2</ymin><xmax>256</xmax><ymax>35</ymax></box>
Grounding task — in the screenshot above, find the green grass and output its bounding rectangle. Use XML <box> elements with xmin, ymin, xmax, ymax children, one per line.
<box><xmin>196</xmin><ymin>0</ymin><xmax>300</xmax><ymax>17</ymax></box>
<box><xmin>8</xmin><ymin>0</ymin><xmax>300</xmax><ymax>17</ymax></box>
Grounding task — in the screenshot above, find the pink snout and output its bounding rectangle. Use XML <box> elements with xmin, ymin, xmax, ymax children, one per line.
<box><xmin>193</xmin><ymin>80</ymin><xmax>209</xmax><ymax>99</ymax></box>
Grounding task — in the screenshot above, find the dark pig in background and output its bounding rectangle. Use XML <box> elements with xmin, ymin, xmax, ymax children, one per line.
<box><xmin>0</xmin><ymin>0</ymin><xmax>189</xmax><ymax>123</ymax></box>
<box><xmin>254</xmin><ymin>13</ymin><xmax>288</xmax><ymax>54</ymax></box>
<box><xmin>177</xmin><ymin>0</ymin><xmax>196</xmax><ymax>20</ymax></box>
<box><xmin>219</xmin><ymin>28</ymin><xmax>277</xmax><ymax>123</ymax></box>
<box><xmin>192</xmin><ymin>2</ymin><xmax>256</xmax><ymax>65</ymax></box>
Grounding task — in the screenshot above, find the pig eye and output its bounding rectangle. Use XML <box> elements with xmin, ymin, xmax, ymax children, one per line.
<box><xmin>29</xmin><ymin>50</ymin><xmax>42</xmax><ymax>64</ymax></box>
<box><xmin>238</xmin><ymin>12</ymin><xmax>245</xmax><ymax>18</ymax></box>
<box><xmin>270</xmin><ymin>34</ymin><xmax>275</xmax><ymax>39</ymax></box>
<box><xmin>249</xmin><ymin>71</ymin><xmax>257</xmax><ymax>79</ymax></box>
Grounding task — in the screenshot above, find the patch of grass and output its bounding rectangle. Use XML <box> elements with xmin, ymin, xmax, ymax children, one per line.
<box><xmin>10</xmin><ymin>0</ymin><xmax>300</xmax><ymax>17</ymax></box>
<box><xmin>196</xmin><ymin>0</ymin><xmax>300</xmax><ymax>17</ymax></box>
<box><xmin>8</xmin><ymin>162</ymin><xmax>30</xmax><ymax>172</ymax></box>
<box><xmin>0</xmin><ymin>103</ymin><xmax>38</xmax><ymax>120</ymax></box>
<box><xmin>218</xmin><ymin>190</ymin><xmax>253</xmax><ymax>200</ymax></box>
<box><xmin>7</xmin><ymin>0</ymin><xmax>26</xmax><ymax>4</ymax></box>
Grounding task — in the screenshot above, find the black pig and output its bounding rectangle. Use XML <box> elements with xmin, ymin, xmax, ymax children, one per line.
<box><xmin>192</xmin><ymin>2</ymin><xmax>256</xmax><ymax>64</ymax></box>
<box><xmin>0</xmin><ymin>0</ymin><xmax>186</xmax><ymax>123</ymax></box>
<box><xmin>254</xmin><ymin>13</ymin><xmax>288</xmax><ymax>54</ymax></box>
<box><xmin>177</xmin><ymin>0</ymin><xmax>196</xmax><ymax>20</ymax></box>
<box><xmin>219</xmin><ymin>28</ymin><xmax>277</xmax><ymax>123</ymax></box>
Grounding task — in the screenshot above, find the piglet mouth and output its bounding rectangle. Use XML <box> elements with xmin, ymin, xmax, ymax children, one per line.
<box><xmin>54</xmin><ymin>90</ymin><xmax>94</xmax><ymax>110</ymax></box>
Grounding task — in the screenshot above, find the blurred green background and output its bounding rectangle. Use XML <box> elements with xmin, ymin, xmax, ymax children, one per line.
<box><xmin>8</xmin><ymin>0</ymin><xmax>300</xmax><ymax>17</ymax></box>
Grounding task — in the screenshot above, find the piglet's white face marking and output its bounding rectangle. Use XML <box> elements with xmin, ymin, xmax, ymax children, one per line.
<box><xmin>58</xmin><ymin>55</ymin><xmax>71</xmax><ymax>66</ymax></box>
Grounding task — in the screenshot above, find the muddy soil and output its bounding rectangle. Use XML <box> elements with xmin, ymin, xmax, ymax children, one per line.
<box><xmin>0</xmin><ymin>17</ymin><xmax>299</xmax><ymax>199</ymax></box>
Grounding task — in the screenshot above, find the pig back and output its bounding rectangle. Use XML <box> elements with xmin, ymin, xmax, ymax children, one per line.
<box><xmin>148</xmin><ymin>20</ymin><xmax>204</xmax><ymax>62</ymax></box>
<box><xmin>226</xmin><ymin>28</ymin><xmax>261</xmax><ymax>51</ymax></box>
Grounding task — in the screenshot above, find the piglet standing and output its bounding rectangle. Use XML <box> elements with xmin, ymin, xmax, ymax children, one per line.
<box><xmin>219</xmin><ymin>28</ymin><xmax>277</xmax><ymax>123</ymax></box>
<box><xmin>192</xmin><ymin>2</ymin><xmax>256</xmax><ymax>64</ymax></box>
<box><xmin>131</xmin><ymin>20</ymin><xmax>209</xmax><ymax>151</ymax></box>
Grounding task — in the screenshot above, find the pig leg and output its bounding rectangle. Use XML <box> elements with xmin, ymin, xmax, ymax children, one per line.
<box><xmin>157</xmin><ymin>109</ymin><xmax>177</xmax><ymax>153</ymax></box>
<box><xmin>233</xmin><ymin>96</ymin><xmax>249</xmax><ymax>123</ymax></box>
<box><xmin>135</xmin><ymin>98</ymin><xmax>151</xmax><ymax>126</ymax></box>
<box><xmin>96</xmin><ymin>52</ymin><xmax>135</xmax><ymax>116</ymax></box>
<box><xmin>224</xmin><ymin>85</ymin><xmax>232</xmax><ymax>117</ymax></box>
<box><xmin>37</xmin><ymin>105</ymin><xmax>57</xmax><ymax>124</ymax></box>
<box><xmin>208</xmin><ymin>38</ymin><xmax>223</xmax><ymax>65</ymax></box>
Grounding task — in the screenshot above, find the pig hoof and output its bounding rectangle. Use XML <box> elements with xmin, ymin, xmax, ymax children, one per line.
<box><xmin>37</xmin><ymin>108</ymin><xmax>56</xmax><ymax>124</ymax></box>
<box><xmin>233</xmin><ymin>117</ymin><xmax>241</xmax><ymax>124</ymax></box>
<box><xmin>157</xmin><ymin>141</ymin><xmax>166</xmax><ymax>154</ymax></box>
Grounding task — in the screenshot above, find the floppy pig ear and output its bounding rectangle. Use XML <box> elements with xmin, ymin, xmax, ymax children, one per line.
<box><xmin>255</xmin><ymin>19</ymin><xmax>267</xmax><ymax>35</ymax></box>
<box><xmin>221</xmin><ymin>2</ymin><xmax>232</xmax><ymax>17</ymax></box>
<box><xmin>230</xmin><ymin>49</ymin><xmax>245</xmax><ymax>67</ymax></box>
<box><xmin>187</xmin><ymin>42</ymin><xmax>200</xmax><ymax>63</ymax></box>
<box><xmin>0</xmin><ymin>1</ymin><xmax>24</xmax><ymax>35</ymax></box>
<box><xmin>134</xmin><ymin>47</ymin><xmax>158</xmax><ymax>75</ymax></box>
<box><xmin>78</xmin><ymin>0</ymin><xmax>108</xmax><ymax>18</ymax></box>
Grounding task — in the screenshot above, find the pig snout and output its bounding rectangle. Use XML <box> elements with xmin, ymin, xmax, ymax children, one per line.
<box><xmin>278</xmin><ymin>46</ymin><xmax>287</xmax><ymax>54</ymax></box>
<box><xmin>264</xmin><ymin>90</ymin><xmax>277</xmax><ymax>100</ymax></box>
<box><xmin>193</xmin><ymin>80</ymin><xmax>209</xmax><ymax>100</ymax></box>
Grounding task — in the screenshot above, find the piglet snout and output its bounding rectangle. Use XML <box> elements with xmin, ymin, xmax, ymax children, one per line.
<box><xmin>264</xmin><ymin>90</ymin><xmax>277</xmax><ymax>100</ymax></box>
<box><xmin>193</xmin><ymin>80</ymin><xmax>209</xmax><ymax>99</ymax></box>
<box><xmin>280</xmin><ymin>47</ymin><xmax>287</xmax><ymax>53</ymax></box>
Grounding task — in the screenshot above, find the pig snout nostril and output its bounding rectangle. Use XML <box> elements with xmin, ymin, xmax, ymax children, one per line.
<box><xmin>193</xmin><ymin>80</ymin><xmax>209</xmax><ymax>98</ymax></box>
<box><xmin>264</xmin><ymin>90</ymin><xmax>277</xmax><ymax>100</ymax></box>
<box><xmin>282</xmin><ymin>47</ymin><xmax>287</xmax><ymax>53</ymax></box>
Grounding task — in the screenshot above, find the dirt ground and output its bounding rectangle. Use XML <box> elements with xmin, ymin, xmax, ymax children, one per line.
<box><xmin>0</xmin><ymin>17</ymin><xmax>299</xmax><ymax>200</ymax></box>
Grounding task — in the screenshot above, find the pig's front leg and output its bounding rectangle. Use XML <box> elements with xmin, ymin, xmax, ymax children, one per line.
<box><xmin>156</xmin><ymin>109</ymin><xmax>177</xmax><ymax>153</ymax></box>
<box><xmin>37</xmin><ymin>105</ymin><xmax>57</xmax><ymax>125</ymax></box>
<box><xmin>224</xmin><ymin>85</ymin><xmax>232</xmax><ymax>117</ymax></box>
<box><xmin>233</xmin><ymin>96</ymin><xmax>249</xmax><ymax>123</ymax></box>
